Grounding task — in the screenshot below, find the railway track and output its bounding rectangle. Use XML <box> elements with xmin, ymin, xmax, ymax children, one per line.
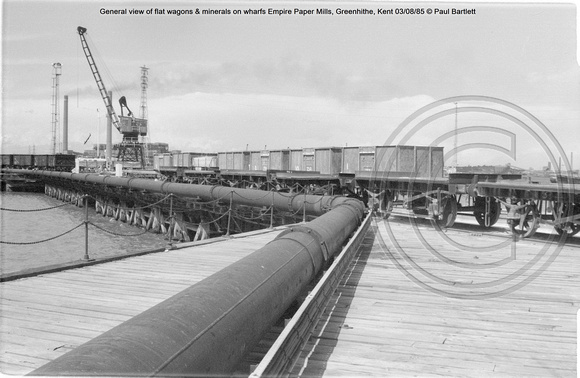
<box><xmin>386</xmin><ymin>212</ymin><xmax>580</xmax><ymax>246</ymax></box>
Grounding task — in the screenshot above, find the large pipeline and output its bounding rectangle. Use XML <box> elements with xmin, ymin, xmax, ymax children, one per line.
<box><xmin>22</xmin><ymin>169</ymin><xmax>365</xmax><ymax>376</ymax></box>
<box><xmin>7</xmin><ymin>169</ymin><xmax>345</xmax><ymax>216</ymax></box>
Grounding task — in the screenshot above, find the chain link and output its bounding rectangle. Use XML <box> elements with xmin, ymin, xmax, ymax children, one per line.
<box><xmin>0</xmin><ymin>223</ymin><xmax>84</xmax><ymax>245</ymax></box>
<box><xmin>232</xmin><ymin>206</ymin><xmax>274</xmax><ymax>221</ymax></box>
<box><xmin>0</xmin><ymin>202</ymin><xmax>73</xmax><ymax>212</ymax></box>
<box><xmin>89</xmin><ymin>222</ymin><xmax>150</xmax><ymax>237</ymax></box>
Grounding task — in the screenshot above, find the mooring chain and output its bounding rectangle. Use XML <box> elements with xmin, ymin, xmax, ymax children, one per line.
<box><xmin>177</xmin><ymin>191</ymin><xmax>231</xmax><ymax>206</ymax></box>
<box><xmin>88</xmin><ymin>222</ymin><xmax>150</xmax><ymax>237</ymax></box>
<box><xmin>203</xmin><ymin>210</ymin><xmax>231</xmax><ymax>226</ymax></box>
<box><xmin>0</xmin><ymin>223</ymin><xmax>85</xmax><ymax>245</ymax></box>
<box><xmin>232</xmin><ymin>205</ymin><xmax>274</xmax><ymax>221</ymax></box>
<box><xmin>92</xmin><ymin>193</ymin><xmax>174</xmax><ymax>212</ymax></box>
<box><xmin>303</xmin><ymin>195</ymin><xmax>324</xmax><ymax>205</ymax></box>
<box><xmin>0</xmin><ymin>202</ymin><xmax>73</xmax><ymax>212</ymax></box>
<box><xmin>287</xmin><ymin>204</ymin><xmax>307</xmax><ymax>217</ymax></box>
<box><xmin>131</xmin><ymin>194</ymin><xmax>174</xmax><ymax>210</ymax></box>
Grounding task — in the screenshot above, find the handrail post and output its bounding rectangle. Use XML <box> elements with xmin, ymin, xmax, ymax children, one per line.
<box><xmin>225</xmin><ymin>190</ymin><xmax>233</xmax><ymax>237</ymax></box>
<box><xmin>302</xmin><ymin>191</ymin><xmax>307</xmax><ymax>223</ymax></box>
<box><xmin>269</xmin><ymin>191</ymin><xmax>274</xmax><ymax>229</ymax></box>
<box><xmin>83</xmin><ymin>195</ymin><xmax>91</xmax><ymax>261</ymax></box>
<box><xmin>436</xmin><ymin>187</ymin><xmax>442</xmax><ymax>219</ymax></box>
<box><xmin>167</xmin><ymin>194</ymin><xmax>175</xmax><ymax>250</ymax></box>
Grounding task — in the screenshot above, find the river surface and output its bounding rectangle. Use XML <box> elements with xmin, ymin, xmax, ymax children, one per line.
<box><xmin>0</xmin><ymin>191</ymin><xmax>170</xmax><ymax>275</ymax></box>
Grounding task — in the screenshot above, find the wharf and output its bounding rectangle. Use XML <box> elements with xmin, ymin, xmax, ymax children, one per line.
<box><xmin>2</xmin><ymin>216</ymin><xmax>579</xmax><ymax>377</ymax></box>
<box><xmin>292</xmin><ymin>217</ymin><xmax>579</xmax><ymax>377</ymax></box>
<box><xmin>0</xmin><ymin>227</ymin><xmax>285</xmax><ymax>375</ymax></box>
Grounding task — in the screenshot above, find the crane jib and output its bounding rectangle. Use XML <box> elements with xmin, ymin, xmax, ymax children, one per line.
<box><xmin>76</xmin><ymin>25</ymin><xmax>148</xmax><ymax>168</ymax></box>
<box><xmin>76</xmin><ymin>26</ymin><xmax>147</xmax><ymax>137</ymax></box>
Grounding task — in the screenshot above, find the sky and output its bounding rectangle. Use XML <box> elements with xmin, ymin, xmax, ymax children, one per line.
<box><xmin>1</xmin><ymin>0</ymin><xmax>579</xmax><ymax>171</ymax></box>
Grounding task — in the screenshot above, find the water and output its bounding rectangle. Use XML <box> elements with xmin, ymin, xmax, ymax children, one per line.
<box><xmin>0</xmin><ymin>191</ymin><xmax>170</xmax><ymax>275</ymax></box>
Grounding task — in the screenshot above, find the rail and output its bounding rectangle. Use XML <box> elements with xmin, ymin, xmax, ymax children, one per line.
<box><xmin>250</xmin><ymin>211</ymin><xmax>372</xmax><ymax>377</ymax></box>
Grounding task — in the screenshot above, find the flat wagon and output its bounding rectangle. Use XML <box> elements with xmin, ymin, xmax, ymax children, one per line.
<box><xmin>476</xmin><ymin>180</ymin><xmax>580</xmax><ymax>237</ymax></box>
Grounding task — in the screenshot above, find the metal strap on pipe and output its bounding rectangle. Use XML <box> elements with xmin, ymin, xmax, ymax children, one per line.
<box><xmin>277</xmin><ymin>226</ymin><xmax>330</xmax><ymax>262</ymax></box>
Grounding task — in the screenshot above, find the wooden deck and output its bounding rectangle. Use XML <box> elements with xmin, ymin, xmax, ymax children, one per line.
<box><xmin>0</xmin><ymin>228</ymin><xmax>284</xmax><ymax>375</ymax></box>
<box><xmin>293</xmin><ymin>217</ymin><xmax>579</xmax><ymax>377</ymax></box>
<box><xmin>2</xmin><ymin>216</ymin><xmax>578</xmax><ymax>377</ymax></box>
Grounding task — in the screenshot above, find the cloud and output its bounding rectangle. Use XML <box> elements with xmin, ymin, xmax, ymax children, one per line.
<box><xmin>147</xmin><ymin>92</ymin><xmax>435</xmax><ymax>153</ymax></box>
<box><xmin>149</xmin><ymin>57</ymin><xmax>421</xmax><ymax>103</ymax></box>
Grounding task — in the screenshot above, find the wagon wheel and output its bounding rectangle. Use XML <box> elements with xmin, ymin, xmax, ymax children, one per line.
<box><xmin>553</xmin><ymin>202</ymin><xmax>580</xmax><ymax>236</ymax></box>
<box><xmin>509</xmin><ymin>201</ymin><xmax>539</xmax><ymax>238</ymax></box>
<box><xmin>559</xmin><ymin>223</ymin><xmax>580</xmax><ymax>236</ymax></box>
<box><xmin>473</xmin><ymin>197</ymin><xmax>502</xmax><ymax>228</ymax></box>
<box><xmin>434</xmin><ymin>195</ymin><xmax>457</xmax><ymax>228</ymax></box>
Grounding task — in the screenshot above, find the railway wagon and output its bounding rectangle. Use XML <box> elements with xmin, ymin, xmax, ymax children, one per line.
<box><xmin>222</xmin><ymin>150</ymin><xmax>272</xmax><ymax>171</ymax></box>
<box><xmin>233</xmin><ymin>151</ymin><xmax>245</xmax><ymax>170</ymax></box>
<box><xmin>476</xmin><ymin>180</ymin><xmax>580</xmax><ymax>238</ymax></box>
<box><xmin>259</xmin><ymin>150</ymin><xmax>270</xmax><ymax>171</ymax></box>
<box><xmin>314</xmin><ymin>147</ymin><xmax>343</xmax><ymax>175</ymax></box>
<box><xmin>172</xmin><ymin>153</ymin><xmax>218</xmax><ymax>169</ymax></box>
<box><xmin>341</xmin><ymin>145</ymin><xmax>444</xmax><ymax>177</ymax></box>
<box><xmin>218</xmin><ymin>151</ymin><xmax>252</xmax><ymax>170</ymax></box>
<box><xmin>269</xmin><ymin>150</ymin><xmax>291</xmax><ymax>171</ymax></box>
<box><xmin>49</xmin><ymin>154</ymin><xmax>76</xmax><ymax>170</ymax></box>
<box><xmin>342</xmin><ymin>146</ymin><xmax>359</xmax><ymax>173</ymax></box>
<box><xmin>153</xmin><ymin>153</ymin><xmax>174</xmax><ymax>170</ymax></box>
<box><xmin>191</xmin><ymin>155</ymin><xmax>218</xmax><ymax>169</ymax></box>
<box><xmin>153</xmin><ymin>155</ymin><xmax>163</xmax><ymax>171</ymax></box>
<box><xmin>12</xmin><ymin>154</ymin><xmax>34</xmax><ymax>167</ymax></box>
<box><xmin>76</xmin><ymin>158</ymin><xmax>107</xmax><ymax>172</ymax></box>
<box><xmin>162</xmin><ymin>153</ymin><xmax>173</xmax><ymax>167</ymax></box>
<box><xmin>352</xmin><ymin>145</ymin><xmax>494</xmax><ymax>230</ymax></box>
<box><xmin>175</xmin><ymin>153</ymin><xmax>187</xmax><ymax>167</ymax></box>
<box><xmin>250</xmin><ymin>151</ymin><xmax>261</xmax><ymax>171</ymax></box>
<box><xmin>33</xmin><ymin>155</ymin><xmax>49</xmax><ymax>168</ymax></box>
<box><xmin>302</xmin><ymin>148</ymin><xmax>315</xmax><ymax>171</ymax></box>
<box><xmin>171</xmin><ymin>153</ymin><xmax>180</xmax><ymax>167</ymax></box>
<box><xmin>1</xmin><ymin>154</ymin><xmax>76</xmax><ymax>171</ymax></box>
<box><xmin>290</xmin><ymin>149</ymin><xmax>303</xmax><ymax>171</ymax></box>
<box><xmin>1</xmin><ymin>154</ymin><xmax>14</xmax><ymax>167</ymax></box>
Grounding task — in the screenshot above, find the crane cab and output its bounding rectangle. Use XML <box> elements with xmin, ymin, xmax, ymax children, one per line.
<box><xmin>119</xmin><ymin>116</ymin><xmax>148</xmax><ymax>137</ymax></box>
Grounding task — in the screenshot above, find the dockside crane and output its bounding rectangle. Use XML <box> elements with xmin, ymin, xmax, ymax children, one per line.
<box><xmin>77</xmin><ymin>26</ymin><xmax>147</xmax><ymax>168</ymax></box>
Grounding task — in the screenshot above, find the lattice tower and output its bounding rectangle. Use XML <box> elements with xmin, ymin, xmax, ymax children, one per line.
<box><xmin>139</xmin><ymin>66</ymin><xmax>148</xmax><ymax>119</ymax></box>
<box><xmin>139</xmin><ymin>66</ymin><xmax>151</xmax><ymax>166</ymax></box>
<box><xmin>51</xmin><ymin>63</ymin><xmax>62</xmax><ymax>154</ymax></box>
